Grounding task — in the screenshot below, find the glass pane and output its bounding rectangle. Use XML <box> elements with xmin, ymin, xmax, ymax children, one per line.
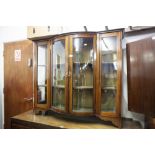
<box><xmin>38</xmin><ymin>45</ymin><xmax>47</xmax><ymax>65</ymax></box>
<box><xmin>37</xmin><ymin>86</ymin><xmax>47</xmax><ymax>104</ymax></box>
<box><xmin>101</xmin><ymin>89</ymin><xmax>116</xmax><ymax>112</ymax></box>
<box><xmin>72</xmin><ymin>37</ymin><xmax>94</xmax><ymax>112</ymax></box>
<box><xmin>37</xmin><ymin>43</ymin><xmax>47</xmax><ymax>104</ymax></box>
<box><xmin>52</xmin><ymin>88</ymin><xmax>65</xmax><ymax>110</ymax></box>
<box><xmin>52</xmin><ymin>40</ymin><xmax>65</xmax><ymax>110</ymax></box>
<box><xmin>101</xmin><ymin>63</ymin><xmax>117</xmax><ymax>88</ymax></box>
<box><xmin>101</xmin><ymin>36</ymin><xmax>117</xmax><ymax>112</ymax></box>
<box><xmin>38</xmin><ymin>66</ymin><xmax>46</xmax><ymax>85</ymax></box>
<box><xmin>101</xmin><ymin>36</ymin><xmax>117</xmax><ymax>53</ymax></box>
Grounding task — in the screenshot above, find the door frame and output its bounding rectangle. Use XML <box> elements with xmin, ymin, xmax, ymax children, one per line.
<box><xmin>69</xmin><ymin>33</ymin><xmax>97</xmax><ymax>116</ymax></box>
<box><xmin>34</xmin><ymin>40</ymin><xmax>51</xmax><ymax>110</ymax></box>
<box><xmin>50</xmin><ymin>36</ymin><xmax>69</xmax><ymax>113</ymax></box>
<box><xmin>96</xmin><ymin>32</ymin><xmax>122</xmax><ymax>117</ymax></box>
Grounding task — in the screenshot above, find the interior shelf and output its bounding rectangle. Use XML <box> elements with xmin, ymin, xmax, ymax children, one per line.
<box><xmin>102</xmin><ymin>86</ymin><xmax>116</xmax><ymax>90</ymax></box>
<box><xmin>102</xmin><ymin>50</ymin><xmax>116</xmax><ymax>55</ymax></box>
<box><xmin>73</xmin><ymin>62</ymin><xmax>93</xmax><ymax>65</ymax></box>
<box><xmin>73</xmin><ymin>86</ymin><xmax>93</xmax><ymax>89</ymax></box>
<box><xmin>53</xmin><ymin>85</ymin><xmax>65</xmax><ymax>88</ymax></box>
<box><xmin>102</xmin><ymin>61</ymin><xmax>117</xmax><ymax>64</ymax></box>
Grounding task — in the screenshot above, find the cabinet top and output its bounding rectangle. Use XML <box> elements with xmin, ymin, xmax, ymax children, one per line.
<box><xmin>27</xmin><ymin>26</ymin><xmax>124</xmax><ymax>41</ymax></box>
<box><xmin>11</xmin><ymin>110</ymin><xmax>117</xmax><ymax>129</ymax></box>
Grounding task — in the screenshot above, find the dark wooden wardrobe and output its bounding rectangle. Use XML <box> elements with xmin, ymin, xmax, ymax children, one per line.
<box><xmin>127</xmin><ymin>37</ymin><xmax>155</xmax><ymax>127</ymax></box>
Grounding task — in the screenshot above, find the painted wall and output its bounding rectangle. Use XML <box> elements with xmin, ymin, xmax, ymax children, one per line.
<box><xmin>0</xmin><ymin>27</ymin><xmax>27</xmax><ymax>128</ymax></box>
<box><xmin>0</xmin><ymin>27</ymin><xmax>155</xmax><ymax>129</ymax></box>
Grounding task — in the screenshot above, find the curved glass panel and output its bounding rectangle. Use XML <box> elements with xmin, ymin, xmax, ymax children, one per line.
<box><xmin>37</xmin><ymin>43</ymin><xmax>47</xmax><ymax>104</ymax></box>
<box><xmin>72</xmin><ymin>37</ymin><xmax>94</xmax><ymax>112</ymax></box>
<box><xmin>52</xmin><ymin>40</ymin><xmax>66</xmax><ymax>110</ymax></box>
<box><xmin>101</xmin><ymin>36</ymin><xmax>117</xmax><ymax>112</ymax></box>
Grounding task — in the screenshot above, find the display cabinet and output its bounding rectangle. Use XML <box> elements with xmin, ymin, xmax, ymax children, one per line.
<box><xmin>33</xmin><ymin>31</ymin><xmax>123</xmax><ymax>128</ymax></box>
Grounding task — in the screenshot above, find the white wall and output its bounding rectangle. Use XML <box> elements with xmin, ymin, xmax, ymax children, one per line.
<box><xmin>0</xmin><ymin>27</ymin><xmax>27</xmax><ymax>128</ymax></box>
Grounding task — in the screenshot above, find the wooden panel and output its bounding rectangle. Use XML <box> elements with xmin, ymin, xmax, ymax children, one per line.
<box><xmin>4</xmin><ymin>40</ymin><xmax>33</xmax><ymax>128</ymax></box>
<box><xmin>127</xmin><ymin>37</ymin><xmax>155</xmax><ymax>116</ymax></box>
<box><xmin>143</xmin><ymin>38</ymin><xmax>155</xmax><ymax>115</ymax></box>
<box><xmin>127</xmin><ymin>41</ymin><xmax>144</xmax><ymax>113</ymax></box>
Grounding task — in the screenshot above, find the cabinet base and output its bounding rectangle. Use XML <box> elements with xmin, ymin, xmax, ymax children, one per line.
<box><xmin>97</xmin><ymin>115</ymin><xmax>122</xmax><ymax>128</ymax></box>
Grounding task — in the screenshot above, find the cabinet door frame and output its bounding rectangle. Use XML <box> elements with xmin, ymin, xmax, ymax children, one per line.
<box><xmin>69</xmin><ymin>33</ymin><xmax>97</xmax><ymax>116</ymax></box>
<box><xmin>97</xmin><ymin>32</ymin><xmax>122</xmax><ymax>117</ymax></box>
<box><xmin>51</xmin><ymin>36</ymin><xmax>69</xmax><ymax>113</ymax></box>
<box><xmin>34</xmin><ymin>40</ymin><xmax>51</xmax><ymax>110</ymax></box>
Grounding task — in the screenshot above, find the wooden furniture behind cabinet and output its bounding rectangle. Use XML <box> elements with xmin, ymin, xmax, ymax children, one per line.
<box><xmin>127</xmin><ymin>37</ymin><xmax>155</xmax><ymax>127</ymax></box>
<box><xmin>33</xmin><ymin>31</ymin><xmax>123</xmax><ymax>128</ymax></box>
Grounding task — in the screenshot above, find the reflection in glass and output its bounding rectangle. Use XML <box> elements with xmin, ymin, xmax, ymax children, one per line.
<box><xmin>52</xmin><ymin>40</ymin><xmax>65</xmax><ymax>110</ymax></box>
<box><xmin>38</xmin><ymin>45</ymin><xmax>47</xmax><ymax>65</ymax></box>
<box><xmin>101</xmin><ymin>36</ymin><xmax>117</xmax><ymax>52</ymax></box>
<box><xmin>38</xmin><ymin>66</ymin><xmax>46</xmax><ymax>85</ymax></box>
<box><xmin>72</xmin><ymin>37</ymin><xmax>94</xmax><ymax>112</ymax></box>
<box><xmin>37</xmin><ymin>43</ymin><xmax>47</xmax><ymax>104</ymax></box>
<box><xmin>101</xmin><ymin>36</ymin><xmax>117</xmax><ymax>112</ymax></box>
<box><xmin>101</xmin><ymin>89</ymin><xmax>116</xmax><ymax>112</ymax></box>
<box><xmin>38</xmin><ymin>86</ymin><xmax>47</xmax><ymax>104</ymax></box>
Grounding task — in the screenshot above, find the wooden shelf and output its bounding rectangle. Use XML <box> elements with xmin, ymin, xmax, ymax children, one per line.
<box><xmin>102</xmin><ymin>86</ymin><xmax>116</xmax><ymax>90</ymax></box>
<box><xmin>73</xmin><ymin>86</ymin><xmax>93</xmax><ymax>89</ymax></box>
<box><xmin>73</xmin><ymin>62</ymin><xmax>93</xmax><ymax>65</ymax></box>
<box><xmin>53</xmin><ymin>85</ymin><xmax>65</xmax><ymax>88</ymax></box>
<box><xmin>102</xmin><ymin>50</ymin><xmax>116</xmax><ymax>55</ymax></box>
<box><xmin>102</xmin><ymin>61</ymin><xmax>117</xmax><ymax>64</ymax></box>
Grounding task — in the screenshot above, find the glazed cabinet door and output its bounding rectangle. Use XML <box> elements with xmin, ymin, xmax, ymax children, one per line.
<box><xmin>69</xmin><ymin>34</ymin><xmax>96</xmax><ymax>115</ymax></box>
<box><xmin>34</xmin><ymin>41</ymin><xmax>51</xmax><ymax>110</ymax></box>
<box><xmin>51</xmin><ymin>37</ymin><xmax>69</xmax><ymax>112</ymax></box>
<box><xmin>97</xmin><ymin>32</ymin><xmax>122</xmax><ymax>125</ymax></box>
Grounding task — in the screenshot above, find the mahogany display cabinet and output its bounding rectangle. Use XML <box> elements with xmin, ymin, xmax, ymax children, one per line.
<box><xmin>33</xmin><ymin>30</ymin><xmax>123</xmax><ymax>128</ymax></box>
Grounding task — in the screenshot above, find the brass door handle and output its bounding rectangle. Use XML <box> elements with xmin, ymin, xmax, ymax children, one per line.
<box><xmin>24</xmin><ymin>97</ymin><xmax>33</xmax><ymax>102</ymax></box>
